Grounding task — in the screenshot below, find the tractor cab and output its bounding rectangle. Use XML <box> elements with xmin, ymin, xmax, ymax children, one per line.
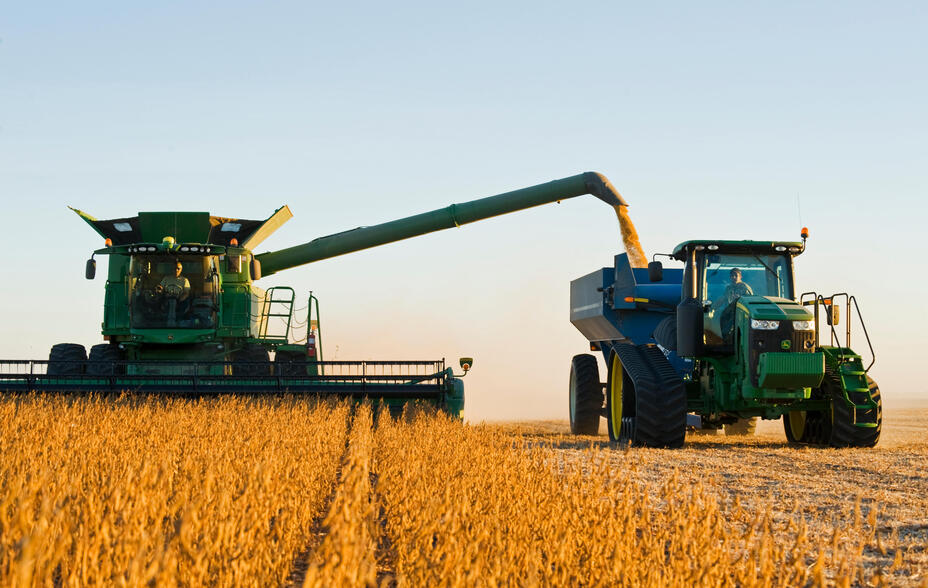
<box><xmin>672</xmin><ymin>240</ymin><xmax>806</xmax><ymax>352</ymax></box>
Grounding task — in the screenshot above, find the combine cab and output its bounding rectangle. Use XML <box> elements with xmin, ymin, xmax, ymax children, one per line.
<box><xmin>1</xmin><ymin>173</ymin><xmax>626</xmax><ymax>415</ymax></box>
<box><xmin>568</xmin><ymin>233</ymin><xmax>882</xmax><ymax>448</ymax></box>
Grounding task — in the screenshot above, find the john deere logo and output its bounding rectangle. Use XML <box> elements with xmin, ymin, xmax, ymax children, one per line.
<box><xmin>781</xmin><ymin>340</ymin><xmax>791</xmax><ymax>350</ymax></box>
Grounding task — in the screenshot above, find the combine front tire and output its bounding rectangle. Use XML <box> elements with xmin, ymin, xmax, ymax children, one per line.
<box><xmin>86</xmin><ymin>344</ymin><xmax>124</xmax><ymax>376</ymax></box>
<box><xmin>569</xmin><ymin>354</ymin><xmax>602</xmax><ymax>435</ymax></box>
<box><xmin>233</xmin><ymin>345</ymin><xmax>271</xmax><ymax>376</ymax></box>
<box><xmin>47</xmin><ymin>343</ymin><xmax>87</xmax><ymax>376</ymax></box>
<box><xmin>724</xmin><ymin>417</ymin><xmax>758</xmax><ymax>436</ymax></box>
<box><xmin>275</xmin><ymin>350</ymin><xmax>308</xmax><ymax>376</ymax></box>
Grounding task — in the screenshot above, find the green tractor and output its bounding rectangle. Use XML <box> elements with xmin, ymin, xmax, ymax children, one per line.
<box><xmin>1</xmin><ymin>173</ymin><xmax>625</xmax><ymax>416</ymax></box>
<box><xmin>569</xmin><ymin>230</ymin><xmax>881</xmax><ymax>447</ymax></box>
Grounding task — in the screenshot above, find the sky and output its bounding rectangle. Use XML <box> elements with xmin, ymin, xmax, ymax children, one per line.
<box><xmin>1</xmin><ymin>1</ymin><xmax>925</xmax><ymax>420</ymax></box>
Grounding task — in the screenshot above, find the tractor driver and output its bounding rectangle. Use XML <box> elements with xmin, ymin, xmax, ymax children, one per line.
<box><xmin>712</xmin><ymin>268</ymin><xmax>753</xmax><ymax>341</ymax></box>
<box><xmin>157</xmin><ymin>261</ymin><xmax>191</xmax><ymax>302</ymax></box>
<box><xmin>718</xmin><ymin>268</ymin><xmax>753</xmax><ymax>308</ymax></box>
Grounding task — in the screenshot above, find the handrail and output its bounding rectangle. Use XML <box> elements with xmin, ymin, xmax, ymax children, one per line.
<box><xmin>799</xmin><ymin>291</ymin><xmax>875</xmax><ymax>372</ymax></box>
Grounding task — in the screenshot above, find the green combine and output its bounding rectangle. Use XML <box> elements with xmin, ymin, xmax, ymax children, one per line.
<box><xmin>0</xmin><ymin>173</ymin><xmax>625</xmax><ymax>415</ymax></box>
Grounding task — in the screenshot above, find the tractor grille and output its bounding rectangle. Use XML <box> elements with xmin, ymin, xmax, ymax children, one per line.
<box><xmin>749</xmin><ymin>323</ymin><xmax>815</xmax><ymax>387</ymax></box>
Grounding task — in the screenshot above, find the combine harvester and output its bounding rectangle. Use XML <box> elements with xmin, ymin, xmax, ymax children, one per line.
<box><xmin>568</xmin><ymin>230</ymin><xmax>882</xmax><ymax>447</ymax></box>
<box><xmin>0</xmin><ymin>173</ymin><xmax>625</xmax><ymax>416</ymax></box>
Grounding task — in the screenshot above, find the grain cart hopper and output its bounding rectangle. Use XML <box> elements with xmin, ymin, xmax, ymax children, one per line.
<box><xmin>568</xmin><ymin>233</ymin><xmax>881</xmax><ymax>447</ymax></box>
<box><xmin>0</xmin><ymin>173</ymin><xmax>625</xmax><ymax>416</ymax></box>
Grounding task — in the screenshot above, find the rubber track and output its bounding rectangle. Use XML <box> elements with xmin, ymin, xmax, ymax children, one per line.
<box><xmin>613</xmin><ymin>343</ymin><xmax>686</xmax><ymax>448</ymax></box>
<box><xmin>829</xmin><ymin>371</ymin><xmax>882</xmax><ymax>448</ymax></box>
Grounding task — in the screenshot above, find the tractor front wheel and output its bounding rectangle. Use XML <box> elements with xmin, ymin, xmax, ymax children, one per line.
<box><xmin>569</xmin><ymin>354</ymin><xmax>602</xmax><ymax>435</ymax></box>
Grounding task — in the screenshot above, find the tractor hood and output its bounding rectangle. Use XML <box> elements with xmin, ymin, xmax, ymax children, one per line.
<box><xmin>69</xmin><ymin>206</ymin><xmax>293</xmax><ymax>249</ymax></box>
<box><xmin>735</xmin><ymin>296</ymin><xmax>814</xmax><ymax>321</ymax></box>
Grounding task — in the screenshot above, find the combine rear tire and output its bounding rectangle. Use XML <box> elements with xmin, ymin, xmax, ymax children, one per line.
<box><xmin>569</xmin><ymin>354</ymin><xmax>602</xmax><ymax>435</ymax></box>
<box><xmin>829</xmin><ymin>375</ymin><xmax>882</xmax><ymax>448</ymax></box>
<box><xmin>233</xmin><ymin>345</ymin><xmax>271</xmax><ymax>376</ymax></box>
<box><xmin>86</xmin><ymin>344</ymin><xmax>124</xmax><ymax>376</ymax></box>
<box><xmin>47</xmin><ymin>343</ymin><xmax>87</xmax><ymax>376</ymax></box>
<box><xmin>724</xmin><ymin>417</ymin><xmax>758</xmax><ymax>436</ymax></box>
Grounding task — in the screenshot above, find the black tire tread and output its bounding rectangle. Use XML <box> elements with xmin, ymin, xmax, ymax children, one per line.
<box><xmin>233</xmin><ymin>345</ymin><xmax>271</xmax><ymax>376</ymax></box>
<box><xmin>612</xmin><ymin>343</ymin><xmax>686</xmax><ymax>448</ymax></box>
<box><xmin>569</xmin><ymin>354</ymin><xmax>602</xmax><ymax>435</ymax></box>
<box><xmin>47</xmin><ymin>343</ymin><xmax>87</xmax><ymax>376</ymax></box>
<box><xmin>830</xmin><ymin>374</ymin><xmax>882</xmax><ymax>448</ymax></box>
<box><xmin>87</xmin><ymin>344</ymin><xmax>124</xmax><ymax>376</ymax></box>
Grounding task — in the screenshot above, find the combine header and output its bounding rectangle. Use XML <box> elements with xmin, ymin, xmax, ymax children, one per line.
<box><xmin>1</xmin><ymin>173</ymin><xmax>625</xmax><ymax>415</ymax></box>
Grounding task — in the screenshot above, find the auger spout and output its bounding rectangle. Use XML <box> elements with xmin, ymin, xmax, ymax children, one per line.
<box><xmin>256</xmin><ymin>172</ymin><xmax>627</xmax><ymax>277</ymax></box>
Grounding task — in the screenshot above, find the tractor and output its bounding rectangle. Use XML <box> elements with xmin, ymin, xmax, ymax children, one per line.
<box><xmin>568</xmin><ymin>232</ymin><xmax>881</xmax><ymax>447</ymax></box>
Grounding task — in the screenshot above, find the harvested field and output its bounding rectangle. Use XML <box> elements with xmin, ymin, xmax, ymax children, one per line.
<box><xmin>1</xmin><ymin>395</ymin><xmax>925</xmax><ymax>586</ymax></box>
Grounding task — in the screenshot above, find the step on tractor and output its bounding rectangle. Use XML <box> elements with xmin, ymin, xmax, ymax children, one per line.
<box><xmin>0</xmin><ymin>173</ymin><xmax>625</xmax><ymax>416</ymax></box>
<box><xmin>569</xmin><ymin>232</ymin><xmax>881</xmax><ymax>448</ymax></box>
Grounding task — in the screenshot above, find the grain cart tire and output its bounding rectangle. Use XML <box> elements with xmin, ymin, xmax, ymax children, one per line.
<box><xmin>607</xmin><ymin>344</ymin><xmax>686</xmax><ymax>448</ymax></box>
<box><xmin>724</xmin><ymin>417</ymin><xmax>758</xmax><ymax>436</ymax></box>
<box><xmin>233</xmin><ymin>345</ymin><xmax>271</xmax><ymax>376</ymax></box>
<box><xmin>47</xmin><ymin>343</ymin><xmax>87</xmax><ymax>376</ymax></box>
<box><xmin>569</xmin><ymin>354</ymin><xmax>602</xmax><ymax>435</ymax></box>
<box><xmin>829</xmin><ymin>375</ymin><xmax>882</xmax><ymax>448</ymax></box>
<box><xmin>87</xmin><ymin>344</ymin><xmax>124</xmax><ymax>376</ymax></box>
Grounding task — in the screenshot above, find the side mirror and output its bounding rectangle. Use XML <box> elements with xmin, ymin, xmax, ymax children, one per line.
<box><xmin>250</xmin><ymin>258</ymin><xmax>262</xmax><ymax>281</ymax></box>
<box><xmin>85</xmin><ymin>259</ymin><xmax>96</xmax><ymax>280</ymax></box>
<box><xmin>826</xmin><ymin>304</ymin><xmax>840</xmax><ymax>326</ymax></box>
<box><xmin>676</xmin><ymin>298</ymin><xmax>703</xmax><ymax>357</ymax></box>
<box><xmin>647</xmin><ymin>261</ymin><xmax>663</xmax><ymax>282</ymax></box>
<box><xmin>459</xmin><ymin>357</ymin><xmax>473</xmax><ymax>372</ymax></box>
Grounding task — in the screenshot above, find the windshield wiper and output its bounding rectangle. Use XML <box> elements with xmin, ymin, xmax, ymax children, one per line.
<box><xmin>752</xmin><ymin>255</ymin><xmax>779</xmax><ymax>280</ymax></box>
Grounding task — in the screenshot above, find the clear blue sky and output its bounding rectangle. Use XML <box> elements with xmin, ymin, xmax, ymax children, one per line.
<box><xmin>2</xmin><ymin>1</ymin><xmax>925</xmax><ymax>418</ymax></box>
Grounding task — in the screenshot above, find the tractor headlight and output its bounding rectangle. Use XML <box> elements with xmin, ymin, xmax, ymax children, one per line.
<box><xmin>792</xmin><ymin>320</ymin><xmax>815</xmax><ymax>331</ymax></box>
<box><xmin>751</xmin><ymin>319</ymin><xmax>780</xmax><ymax>330</ymax></box>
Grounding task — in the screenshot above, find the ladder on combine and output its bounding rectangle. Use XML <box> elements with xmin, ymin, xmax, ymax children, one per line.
<box><xmin>258</xmin><ymin>286</ymin><xmax>295</xmax><ymax>342</ymax></box>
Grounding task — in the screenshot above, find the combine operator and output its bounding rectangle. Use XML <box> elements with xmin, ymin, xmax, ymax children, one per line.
<box><xmin>157</xmin><ymin>261</ymin><xmax>191</xmax><ymax>302</ymax></box>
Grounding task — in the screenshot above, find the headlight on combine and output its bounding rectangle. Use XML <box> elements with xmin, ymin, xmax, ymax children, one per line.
<box><xmin>751</xmin><ymin>319</ymin><xmax>780</xmax><ymax>330</ymax></box>
<box><xmin>792</xmin><ymin>320</ymin><xmax>815</xmax><ymax>331</ymax></box>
